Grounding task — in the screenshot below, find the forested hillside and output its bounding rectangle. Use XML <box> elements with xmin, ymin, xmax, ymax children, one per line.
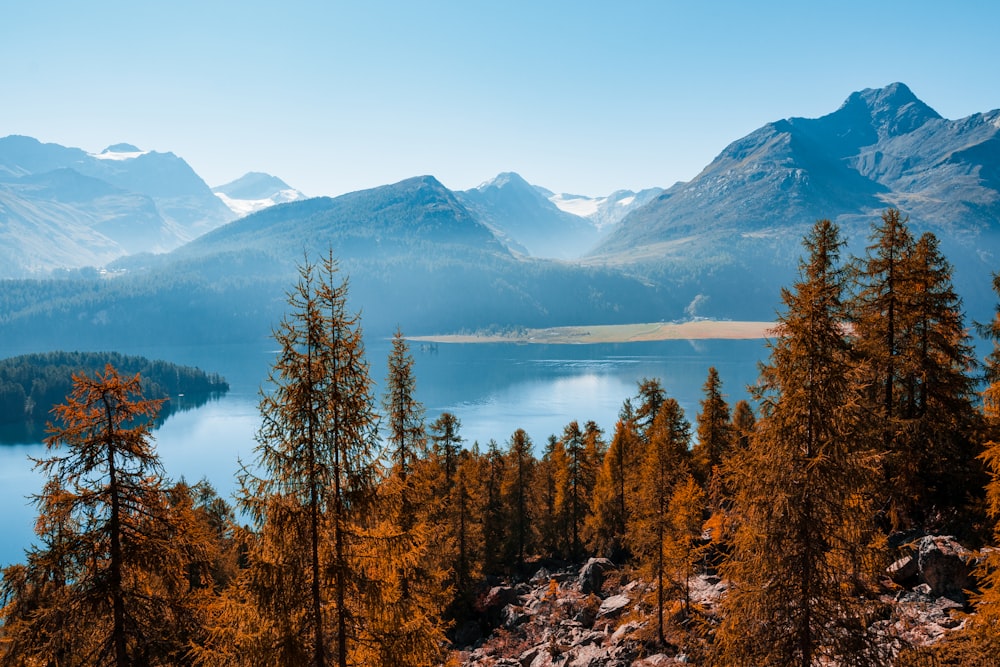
<box><xmin>3</xmin><ymin>214</ymin><xmax>1000</xmax><ymax>665</ymax></box>
<box><xmin>0</xmin><ymin>351</ymin><xmax>228</xmax><ymax>442</ymax></box>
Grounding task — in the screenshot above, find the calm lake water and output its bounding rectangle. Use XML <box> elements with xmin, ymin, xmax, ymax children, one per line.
<box><xmin>0</xmin><ymin>338</ymin><xmax>768</xmax><ymax>567</ymax></box>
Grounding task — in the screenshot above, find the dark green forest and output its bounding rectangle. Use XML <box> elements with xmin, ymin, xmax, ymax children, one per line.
<box><xmin>3</xmin><ymin>211</ymin><xmax>1000</xmax><ymax>665</ymax></box>
<box><xmin>0</xmin><ymin>351</ymin><xmax>228</xmax><ymax>441</ymax></box>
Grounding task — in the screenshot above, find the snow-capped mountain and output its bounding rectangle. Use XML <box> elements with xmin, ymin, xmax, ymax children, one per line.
<box><xmin>212</xmin><ymin>172</ymin><xmax>308</xmax><ymax>217</ymax></box>
<box><xmin>0</xmin><ymin>136</ymin><xmax>235</xmax><ymax>277</ymax></box>
<box><xmin>542</xmin><ymin>187</ymin><xmax>664</xmax><ymax>230</ymax></box>
<box><xmin>456</xmin><ymin>172</ymin><xmax>601</xmax><ymax>259</ymax></box>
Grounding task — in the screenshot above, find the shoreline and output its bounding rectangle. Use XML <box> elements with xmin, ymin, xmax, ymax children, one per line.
<box><xmin>408</xmin><ymin>320</ymin><xmax>777</xmax><ymax>345</ymax></box>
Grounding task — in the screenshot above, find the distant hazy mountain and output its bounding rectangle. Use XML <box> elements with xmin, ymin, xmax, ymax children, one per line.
<box><xmin>0</xmin><ymin>175</ymin><xmax>673</xmax><ymax>347</ymax></box>
<box><xmin>590</xmin><ymin>83</ymin><xmax>1000</xmax><ymax>319</ymax></box>
<box><xmin>0</xmin><ymin>135</ymin><xmax>235</xmax><ymax>277</ymax></box>
<box><xmin>212</xmin><ymin>172</ymin><xmax>307</xmax><ymax>217</ymax></box>
<box><xmin>541</xmin><ymin>187</ymin><xmax>664</xmax><ymax>230</ymax></box>
<box><xmin>456</xmin><ymin>172</ymin><xmax>600</xmax><ymax>259</ymax></box>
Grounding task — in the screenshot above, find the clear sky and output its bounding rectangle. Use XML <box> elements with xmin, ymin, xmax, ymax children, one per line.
<box><xmin>3</xmin><ymin>1</ymin><xmax>998</xmax><ymax>198</ymax></box>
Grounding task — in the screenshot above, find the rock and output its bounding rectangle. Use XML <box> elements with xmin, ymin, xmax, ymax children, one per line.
<box><xmin>578</xmin><ymin>557</ymin><xmax>616</xmax><ymax>596</ymax></box>
<box><xmin>479</xmin><ymin>585</ymin><xmax>522</xmax><ymax>628</ymax></box>
<box><xmin>597</xmin><ymin>594</ymin><xmax>631</xmax><ymax>619</ymax></box>
<box><xmin>502</xmin><ymin>604</ymin><xmax>530</xmax><ymax>629</ymax></box>
<box><xmin>887</xmin><ymin>555</ymin><xmax>919</xmax><ymax>584</ymax></box>
<box><xmin>917</xmin><ymin>535</ymin><xmax>972</xmax><ymax>599</ymax></box>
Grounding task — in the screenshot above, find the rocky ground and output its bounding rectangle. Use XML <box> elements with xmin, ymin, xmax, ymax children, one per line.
<box><xmin>444</xmin><ymin>535</ymin><xmax>979</xmax><ymax>666</ymax></box>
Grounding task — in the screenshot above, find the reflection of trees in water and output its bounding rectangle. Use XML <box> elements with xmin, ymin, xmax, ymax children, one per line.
<box><xmin>0</xmin><ymin>389</ymin><xmax>228</xmax><ymax>445</ymax></box>
<box><xmin>0</xmin><ymin>351</ymin><xmax>229</xmax><ymax>445</ymax></box>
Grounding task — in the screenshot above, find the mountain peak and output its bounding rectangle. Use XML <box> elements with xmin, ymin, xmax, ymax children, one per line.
<box><xmin>476</xmin><ymin>171</ymin><xmax>530</xmax><ymax>191</ymax></box>
<box><xmin>102</xmin><ymin>143</ymin><xmax>142</xmax><ymax>153</ymax></box>
<box><xmin>837</xmin><ymin>82</ymin><xmax>941</xmax><ymax>137</ymax></box>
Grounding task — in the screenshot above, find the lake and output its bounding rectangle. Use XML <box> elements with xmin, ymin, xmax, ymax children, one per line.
<box><xmin>0</xmin><ymin>337</ymin><xmax>768</xmax><ymax>567</ymax></box>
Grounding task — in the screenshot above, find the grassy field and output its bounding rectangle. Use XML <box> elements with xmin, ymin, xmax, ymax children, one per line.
<box><xmin>409</xmin><ymin>320</ymin><xmax>777</xmax><ymax>344</ymax></box>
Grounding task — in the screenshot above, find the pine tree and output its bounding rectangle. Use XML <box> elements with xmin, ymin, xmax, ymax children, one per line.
<box><xmin>899</xmin><ymin>232</ymin><xmax>984</xmax><ymax>528</ymax></box>
<box><xmin>0</xmin><ymin>365</ymin><xmax>193</xmax><ymax>665</ymax></box>
<box><xmin>717</xmin><ymin>220</ymin><xmax>888</xmax><ymax>666</ymax></box>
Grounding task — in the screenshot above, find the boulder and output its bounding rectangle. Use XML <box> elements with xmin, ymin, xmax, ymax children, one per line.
<box><xmin>578</xmin><ymin>557</ymin><xmax>616</xmax><ymax>596</ymax></box>
<box><xmin>597</xmin><ymin>594</ymin><xmax>631</xmax><ymax>619</ymax></box>
<box><xmin>479</xmin><ymin>585</ymin><xmax>522</xmax><ymax>628</ymax></box>
<box><xmin>887</xmin><ymin>555</ymin><xmax>919</xmax><ymax>585</ymax></box>
<box><xmin>916</xmin><ymin>535</ymin><xmax>972</xmax><ymax>599</ymax></box>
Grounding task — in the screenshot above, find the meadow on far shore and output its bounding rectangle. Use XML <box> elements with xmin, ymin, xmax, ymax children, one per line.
<box><xmin>408</xmin><ymin>320</ymin><xmax>777</xmax><ymax>345</ymax></box>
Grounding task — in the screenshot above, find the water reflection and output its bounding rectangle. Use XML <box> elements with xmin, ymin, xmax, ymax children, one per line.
<box><xmin>0</xmin><ymin>338</ymin><xmax>768</xmax><ymax>566</ymax></box>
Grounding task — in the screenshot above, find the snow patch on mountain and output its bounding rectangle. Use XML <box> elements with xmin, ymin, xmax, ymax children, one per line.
<box><xmin>92</xmin><ymin>144</ymin><xmax>149</xmax><ymax>161</ymax></box>
<box><xmin>549</xmin><ymin>193</ymin><xmax>603</xmax><ymax>218</ymax></box>
<box><xmin>214</xmin><ymin>189</ymin><xmax>306</xmax><ymax>217</ymax></box>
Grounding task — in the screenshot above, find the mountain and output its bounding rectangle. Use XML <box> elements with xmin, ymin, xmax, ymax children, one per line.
<box><xmin>212</xmin><ymin>171</ymin><xmax>307</xmax><ymax>217</ymax></box>
<box><xmin>456</xmin><ymin>172</ymin><xmax>601</xmax><ymax>259</ymax></box>
<box><xmin>543</xmin><ymin>186</ymin><xmax>664</xmax><ymax>230</ymax></box>
<box><xmin>0</xmin><ymin>176</ymin><xmax>670</xmax><ymax>348</ymax></box>
<box><xmin>0</xmin><ymin>136</ymin><xmax>235</xmax><ymax>277</ymax></box>
<box><xmin>589</xmin><ymin>83</ymin><xmax>1000</xmax><ymax>319</ymax></box>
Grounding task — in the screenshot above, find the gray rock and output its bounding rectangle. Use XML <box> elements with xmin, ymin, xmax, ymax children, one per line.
<box><xmin>597</xmin><ymin>594</ymin><xmax>631</xmax><ymax>618</ymax></box>
<box><xmin>917</xmin><ymin>535</ymin><xmax>972</xmax><ymax>599</ymax></box>
<box><xmin>578</xmin><ymin>557</ymin><xmax>616</xmax><ymax>596</ymax></box>
<box><xmin>887</xmin><ymin>555</ymin><xmax>919</xmax><ymax>584</ymax></box>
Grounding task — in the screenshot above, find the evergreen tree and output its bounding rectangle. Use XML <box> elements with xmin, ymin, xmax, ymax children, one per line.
<box><xmin>717</xmin><ymin>220</ymin><xmax>888</xmax><ymax>666</ymax></box>
<box><xmin>0</xmin><ymin>365</ymin><xmax>193</xmax><ymax>665</ymax></box>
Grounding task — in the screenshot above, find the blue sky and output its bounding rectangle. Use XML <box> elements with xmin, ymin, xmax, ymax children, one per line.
<box><xmin>3</xmin><ymin>1</ymin><xmax>998</xmax><ymax>198</ymax></box>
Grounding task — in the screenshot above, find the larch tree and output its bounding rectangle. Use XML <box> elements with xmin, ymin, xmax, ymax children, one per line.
<box><xmin>850</xmin><ymin>209</ymin><xmax>982</xmax><ymax>531</ymax></box>
<box><xmin>536</xmin><ymin>434</ymin><xmax>566</xmax><ymax>559</ymax></box>
<box><xmin>374</xmin><ymin>328</ymin><xmax>449</xmax><ymax>666</ymax></box>
<box><xmin>586</xmin><ymin>402</ymin><xmax>640</xmax><ymax>561</ymax></box>
<box><xmin>555</xmin><ymin>420</ymin><xmax>595</xmax><ymax>561</ymax></box>
<box><xmin>479</xmin><ymin>439</ymin><xmax>508</xmax><ymax>575</ymax></box>
<box><xmin>0</xmin><ymin>365</ymin><xmax>193</xmax><ymax>666</ymax></box>
<box><xmin>235</xmin><ymin>253</ymin><xmax>384</xmax><ymax>667</ymax></box>
<box><xmin>692</xmin><ymin>366</ymin><xmax>733</xmax><ymax>487</ymax></box>
<box><xmin>716</xmin><ymin>219</ymin><xmax>888</xmax><ymax>666</ymax></box>
<box><xmin>730</xmin><ymin>399</ymin><xmax>756</xmax><ymax>451</ymax></box>
<box><xmin>630</xmin><ymin>397</ymin><xmax>692</xmax><ymax>647</ymax></box>
<box><xmin>897</xmin><ymin>232</ymin><xmax>984</xmax><ymax>529</ymax></box>
<box><xmin>502</xmin><ymin>428</ymin><xmax>536</xmax><ymax>568</ymax></box>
